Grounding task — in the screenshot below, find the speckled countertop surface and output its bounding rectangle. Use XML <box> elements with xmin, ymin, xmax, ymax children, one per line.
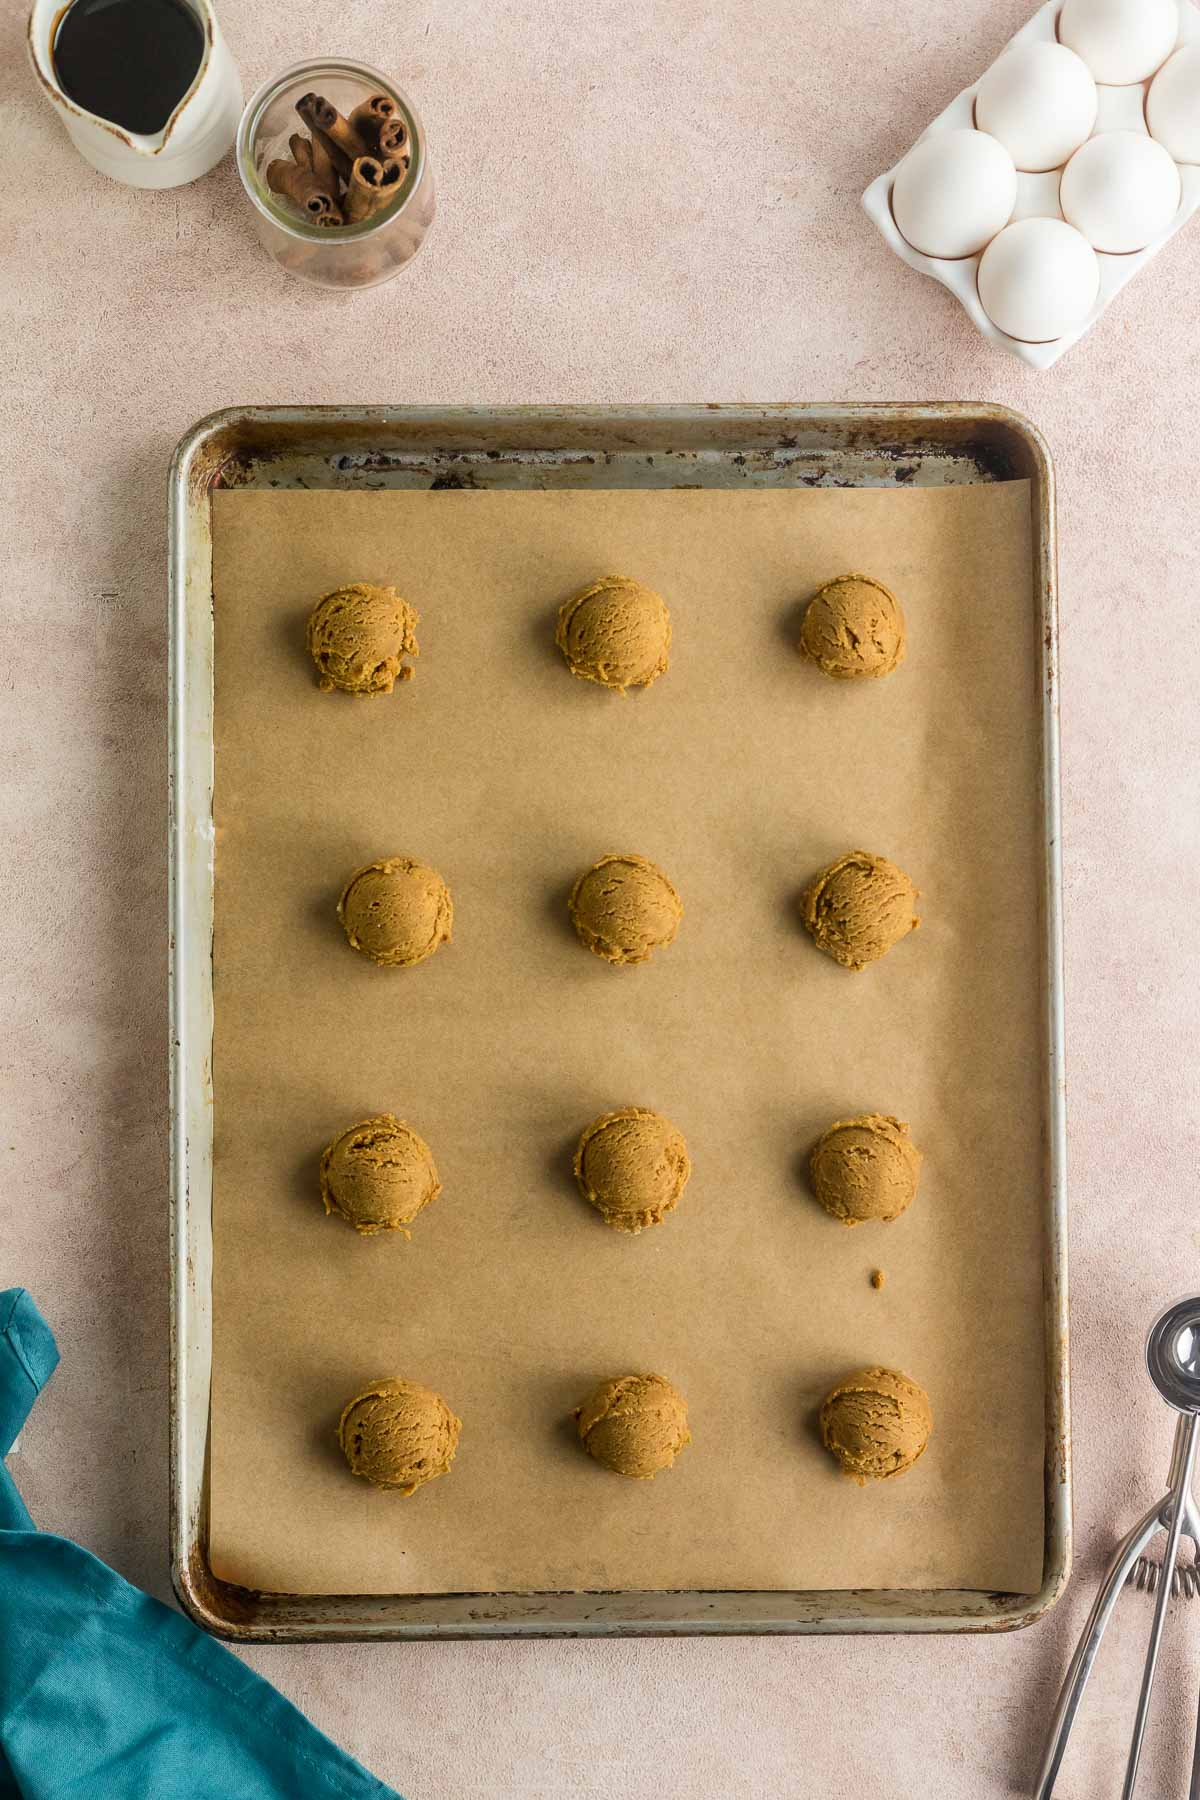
<box><xmin>4</xmin><ymin>0</ymin><xmax>1200</xmax><ymax>1793</ymax></box>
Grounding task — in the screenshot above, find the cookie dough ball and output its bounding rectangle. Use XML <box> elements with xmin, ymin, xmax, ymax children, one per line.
<box><xmin>574</xmin><ymin>1374</ymin><xmax>691</xmax><ymax>1478</ymax></box>
<box><xmin>810</xmin><ymin>1114</ymin><xmax>922</xmax><ymax>1227</ymax></box>
<box><xmin>338</xmin><ymin>1377</ymin><xmax>461</xmax><ymax>1494</ymax></box>
<box><xmin>801</xmin><ymin>850</ymin><xmax>919</xmax><ymax>971</ymax></box>
<box><xmin>337</xmin><ymin>857</ymin><xmax>453</xmax><ymax>968</ymax></box>
<box><xmin>307</xmin><ymin>583</ymin><xmax>419</xmax><ymax>695</ymax></box>
<box><xmin>556</xmin><ymin>575</ymin><xmax>671</xmax><ymax>692</ymax></box>
<box><xmin>320</xmin><ymin>1114</ymin><xmax>441</xmax><ymax>1237</ymax></box>
<box><xmin>573</xmin><ymin>1106</ymin><xmax>691</xmax><ymax>1233</ymax></box>
<box><xmin>569</xmin><ymin>853</ymin><xmax>682</xmax><ymax>966</ymax></box>
<box><xmin>820</xmin><ymin>1367</ymin><xmax>932</xmax><ymax>1484</ymax></box>
<box><xmin>799</xmin><ymin>574</ymin><xmax>906</xmax><ymax>680</ymax></box>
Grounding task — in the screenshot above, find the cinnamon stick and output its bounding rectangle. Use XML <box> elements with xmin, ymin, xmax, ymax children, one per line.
<box><xmin>376</xmin><ymin>115</ymin><xmax>409</xmax><ymax>159</ymax></box>
<box><xmin>288</xmin><ymin>132</ymin><xmax>313</xmax><ymax>169</ymax></box>
<box><xmin>344</xmin><ymin>155</ymin><xmax>407</xmax><ymax>223</ymax></box>
<box><xmin>307</xmin><ymin>129</ymin><xmax>339</xmax><ymax>193</ymax></box>
<box><xmin>342</xmin><ymin>156</ymin><xmax>384</xmax><ymax>224</ymax></box>
<box><xmin>295</xmin><ymin>93</ymin><xmax>369</xmax><ymax>180</ymax></box>
<box><xmin>370</xmin><ymin>155</ymin><xmax>406</xmax><ymax>211</ymax></box>
<box><xmin>266</xmin><ymin>156</ymin><xmax>340</xmax><ymax>220</ymax></box>
<box><xmin>348</xmin><ymin>93</ymin><xmax>396</xmax><ymax>153</ymax></box>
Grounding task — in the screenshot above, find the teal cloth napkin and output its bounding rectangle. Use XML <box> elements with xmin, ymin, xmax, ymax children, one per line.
<box><xmin>0</xmin><ymin>1289</ymin><xmax>401</xmax><ymax>1800</ymax></box>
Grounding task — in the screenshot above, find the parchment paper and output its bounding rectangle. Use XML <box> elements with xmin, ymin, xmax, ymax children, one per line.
<box><xmin>209</xmin><ymin>481</ymin><xmax>1046</xmax><ymax>1597</ymax></box>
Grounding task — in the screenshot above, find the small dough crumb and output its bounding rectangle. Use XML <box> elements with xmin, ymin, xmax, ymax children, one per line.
<box><xmin>556</xmin><ymin>575</ymin><xmax>671</xmax><ymax>692</ymax></box>
<box><xmin>810</xmin><ymin>1114</ymin><xmax>922</xmax><ymax>1226</ymax></box>
<box><xmin>337</xmin><ymin>1377</ymin><xmax>461</xmax><ymax>1494</ymax></box>
<box><xmin>307</xmin><ymin>583</ymin><xmax>419</xmax><ymax>695</ymax></box>
<box><xmin>320</xmin><ymin>1114</ymin><xmax>441</xmax><ymax>1237</ymax></box>
<box><xmin>574</xmin><ymin>1373</ymin><xmax>691</xmax><ymax>1478</ymax></box>
<box><xmin>573</xmin><ymin>1106</ymin><xmax>691</xmax><ymax>1233</ymax></box>
<box><xmin>799</xmin><ymin>573</ymin><xmax>906</xmax><ymax>680</ymax></box>
<box><xmin>820</xmin><ymin>1367</ymin><xmax>932</xmax><ymax>1484</ymax></box>
<box><xmin>870</xmin><ymin>1268</ymin><xmax>886</xmax><ymax>1290</ymax></box>
<box><xmin>337</xmin><ymin>856</ymin><xmax>453</xmax><ymax>968</ymax></box>
<box><xmin>569</xmin><ymin>853</ymin><xmax>682</xmax><ymax>965</ymax></box>
<box><xmin>801</xmin><ymin>849</ymin><xmax>919</xmax><ymax>970</ymax></box>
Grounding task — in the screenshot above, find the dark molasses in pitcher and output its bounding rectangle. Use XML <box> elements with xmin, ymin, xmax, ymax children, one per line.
<box><xmin>53</xmin><ymin>0</ymin><xmax>205</xmax><ymax>136</ymax></box>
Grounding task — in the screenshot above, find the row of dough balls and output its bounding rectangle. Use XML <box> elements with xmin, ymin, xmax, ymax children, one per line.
<box><xmin>320</xmin><ymin>1108</ymin><xmax>922</xmax><ymax>1240</ymax></box>
<box><xmin>305</xmin><ymin>571</ymin><xmax>908</xmax><ymax>697</ymax></box>
<box><xmin>336</xmin><ymin>848</ymin><xmax>920</xmax><ymax>973</ymax></box>
<box><xmin>336</xmin><ymin>1366</ymin><xmax>933</xmax><ymax>1495</ymax></box>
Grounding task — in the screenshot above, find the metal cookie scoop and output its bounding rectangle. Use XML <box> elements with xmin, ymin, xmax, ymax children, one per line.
<box><xmin>1036</xmin><ymin>1296</ymin><xmax>1200</xmax><ymax>1800</ymax></box>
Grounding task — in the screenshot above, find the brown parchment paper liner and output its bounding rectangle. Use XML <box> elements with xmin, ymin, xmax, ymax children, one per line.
<box><xmin>209</xmin><ymin>483</ymin><xmax>1045</xmax><ymax>1597</ymax></box>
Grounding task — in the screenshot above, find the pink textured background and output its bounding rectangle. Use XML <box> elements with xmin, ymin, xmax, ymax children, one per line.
<box><xmin>3</xmin><ymin>0</ymin><xmax>1200</xmax><ymax>1794</ymax></box>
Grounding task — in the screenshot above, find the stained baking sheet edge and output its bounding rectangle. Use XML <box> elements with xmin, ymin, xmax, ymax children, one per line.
<box><xmin>168</xmin><ymin>403</ymin><xmax>1069</xmax><ymax>1641</ymax></box>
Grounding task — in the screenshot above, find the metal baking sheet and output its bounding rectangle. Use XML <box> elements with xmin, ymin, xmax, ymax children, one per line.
<box><xmin>168</xmin><ymin>404</ymin><xmax>1068</xmax><ymax>1641</ymax></box>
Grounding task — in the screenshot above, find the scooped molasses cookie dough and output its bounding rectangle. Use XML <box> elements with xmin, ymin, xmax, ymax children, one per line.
<box><xmin>337</xmin><ymin>856</ymin><xmax>453</xmax><ymax>968</ymax></box>
<box><xmin>306</xmin><ymin>582</ymin><xmax>420</xmax><ymax>694</ymax></box>
<box><xmin>574</xmin><ymin>1374</ymin><xmax>691</xmax><ymax>1478</ymax></box>
<box><xmin>556</xmin><ymin>575</ymin><xmax>672</xmax><ymax>692</ymax></box>
<box><xmin>799</xmin><ymin>573</ymin><xmax>906</xmax><ymax>680</ymax></box>
<box><xmin>819</xmin><ymin>1367</ymin><xmax>932</xmax><ymax>1484</ymax></box>
<box><xmin>810</xmin><ymin>1114</ymin><xmax>922</xmax><ymax>1226</ymax></box>
<box><xmin>338</xmin><ymin>1377</ymin><xmax>461</xmax><ymax>1494</ymax></box>
<box><xmin>801</xmin><ymin>849</ymin><xmax>919</xmax><ymax>970</ymax></box>
<box><xmin>573</xmin><ymin>1106</ymin><xmax>691</xmax><ymax>1233</ymax></box>
<box><xmin>320</xmin><ymin>1114</ymin><xmax>441</xmax><ymax>1237</ymax></box>
<box><xmin>569</xmin><ymin>853</ymin><xmax>682</xmax><ymax>965</ymax></box>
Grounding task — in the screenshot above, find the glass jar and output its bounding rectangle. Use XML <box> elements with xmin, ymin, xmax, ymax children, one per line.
<box><xmin>236</xmin><ymin>58</ymin><xmax>434</xmax><ymax>289</ymax></box>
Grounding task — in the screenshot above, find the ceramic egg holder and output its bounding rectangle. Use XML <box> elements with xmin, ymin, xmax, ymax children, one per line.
<box><xmin>863</xmin><ymin>0</ymin><xmax>1200</xmax><ymax>368</ymax></box>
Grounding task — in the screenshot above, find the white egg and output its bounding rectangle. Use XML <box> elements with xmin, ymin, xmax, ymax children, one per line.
<box><xmin>1147</xmin><ymin>44</ymin><xmax>1200</xmax><ymax>164</ymax></box>
<box><xmin>1058</xmin><ymin>0</ymin><xmax>1178</xmax><ymax>86</ymax></box>
<box><xmin>891</xmin><ymin>129</ymin><xmax>1018</xmax><ymax>259</ymax></box>
<box><xmin>975</xmin><ymin>43</ymin><xmax>1097</xmax><ymax>172</ymax></box>
<box><xmin>977</xmin><ymin>217</ymin><xmax>1100</xmax><ymax>340</ymax></box>
<box><xmin>1060</xmin><ymin>130</ymin><xmax>1181</xmax><ymax>252</ymax></box>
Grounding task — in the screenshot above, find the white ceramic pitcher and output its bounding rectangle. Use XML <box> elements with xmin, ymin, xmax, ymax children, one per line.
<box><xmin>27</xmin><ymin>0</ymin><xmax>242</xmax><ymax>189</ymax></box>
